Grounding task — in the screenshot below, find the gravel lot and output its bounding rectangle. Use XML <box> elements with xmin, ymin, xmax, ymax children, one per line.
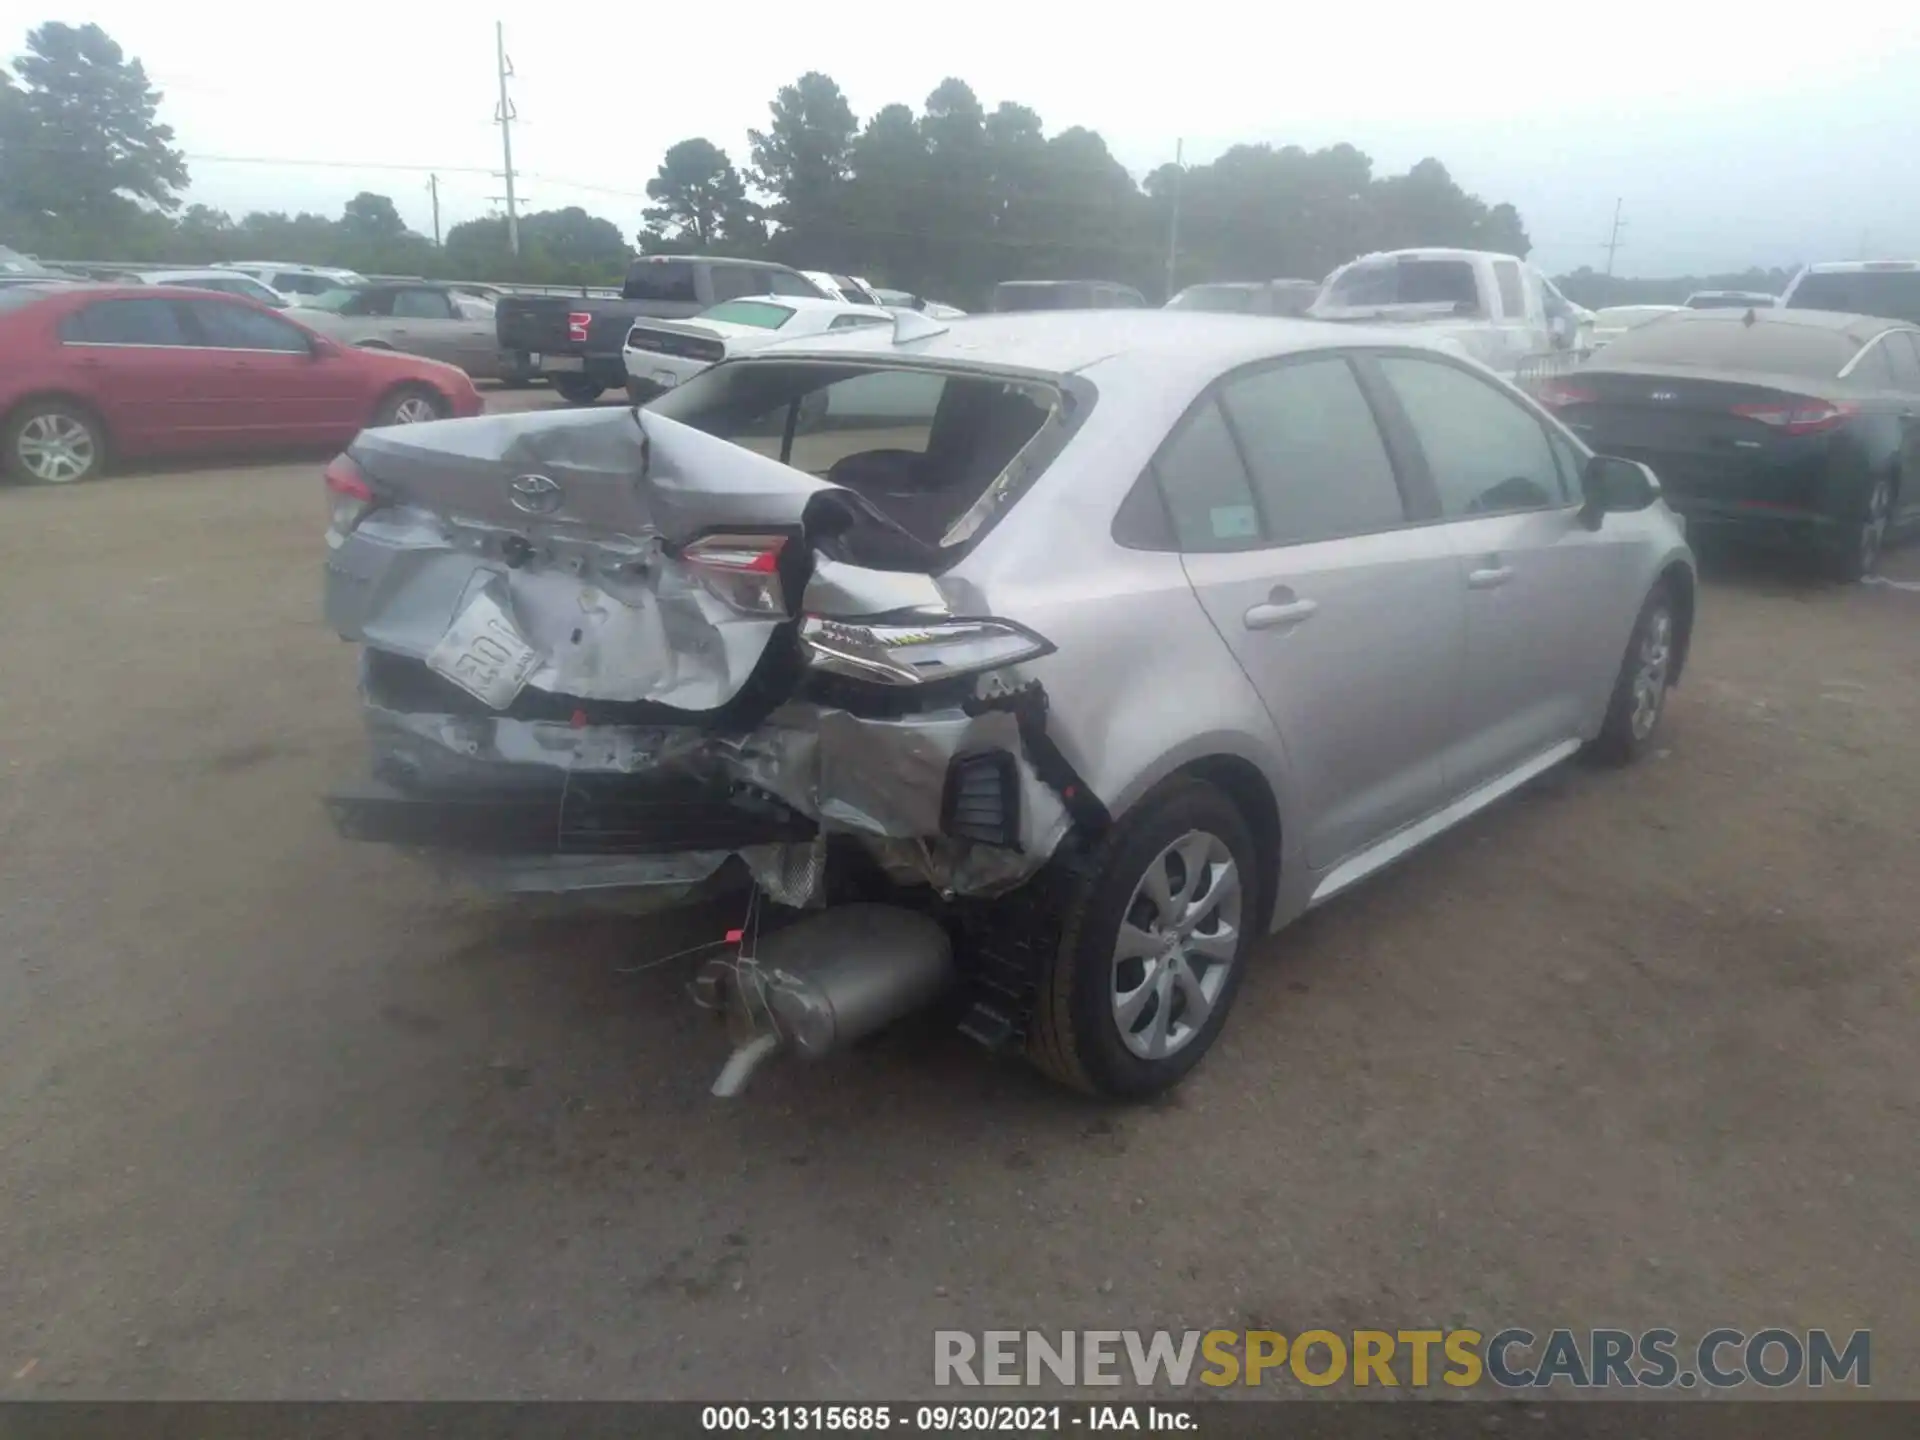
<box><xmin>2</xmin><ymin>389</ymin><xmax>1916</xmax><ymax>1399</ymax></box>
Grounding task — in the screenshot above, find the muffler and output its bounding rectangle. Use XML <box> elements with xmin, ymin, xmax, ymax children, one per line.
<box><xmin>694</xmin><ymin>904</ymin><xmax>954</xmax><ymax>1097</ymax></box>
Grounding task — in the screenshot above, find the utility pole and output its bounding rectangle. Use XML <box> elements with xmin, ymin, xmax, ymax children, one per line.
<box><xmin>1165</xmin><ymin>138</ymin><xmax>1184</xmax><ymax>302</ymax></box>
<box><xmin>493</xmin><ymin>21</ymin><xmax>520</xmax><ymax>256</ymax></box>
<box><xmin>427</xmin><ymin>173</ymin><xmax>441</xmax><ymax>247</ymax></box>
<box><xmin>1603</xmin><ymin>197</ymin><xmax>1626</xmax><ymax>278</ymax></box>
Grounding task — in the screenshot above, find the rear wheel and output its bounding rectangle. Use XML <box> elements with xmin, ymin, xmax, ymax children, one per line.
<box><xmin>553</xmin><ymin>374</ymin><xmax>605</xmax><ymax>405</ymax></box>
<box><xmin>1819</xmin><ymin>475</ymin><xmax>1894</xmax><ymax>582</ymax></box>
<box><xmin>5</xmin><ymin>400</ymin><xmax>107</xmax><ymax>484</ymax></box>
<box><xmin>1589</xmin><ymin>582</ymin><xmax>1676</xmax><ymax>765</ymax></box>
<box><xmin>1029</xmin><ymin>779</ymin><xmax>1257</xmax><ymax>1099</ymax></box>
<box><xmin>371</xmin><ymin>386</ymin><xmax>447</xmax><ymax>428</ymax></box>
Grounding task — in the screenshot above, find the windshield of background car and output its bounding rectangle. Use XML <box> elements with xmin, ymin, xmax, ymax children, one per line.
<box><xmin>1786</xmin><ymin>270</ymin><xmax>1920</xmax><ymax>324</ymax></box>
<box><xmin>1594</xmin><ymin>315</ymin><xmax>1856</xmax><ymax>377</ymax></box>
<box><xmin>697</xmin><ymin>300</ymin><xmax>795</xmax><ymax>330</ymax></box>
<box><xmin>1326</xmin><ymin>259</ymin><xmax>1478</xmax><ymax>308</ymax></box>
<box><xmin>1167</xmin><ymin>285</ymin><xmax>1256</xmax><ymax>313</ymax></box>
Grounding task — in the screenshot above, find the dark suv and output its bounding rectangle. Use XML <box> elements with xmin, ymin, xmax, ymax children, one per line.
<box><xmin>496</xmin><ymin>256</ymin><xmax>829</xmax><ymax>403</ymax></box>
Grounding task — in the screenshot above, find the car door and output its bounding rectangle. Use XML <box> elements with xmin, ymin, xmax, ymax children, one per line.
<box><xmin>182</xmin><ymin>299</ymin><xmax>356</xmax><ymax>445</ymax></box>
<box><xmin>1165</xmin><ymin>354</ymin><xmax>1467</xmax><ymax>871</ymax></box>
<box><xmin>55</xmin><ymin>297</ymin><xmax>205</xmax><ymax>451</ymax></box>
<box><xmin>1880</xmin><ymin>331</ymin><xmax>1920</xmax><ymax>527</ymax></box>
<box><xmin>384</xmin><ymin>287</ymin><xmax>487</xmax><ymax>374</ymax></box>
<box><xmin>1366</xmin><ymin>351</ymin><xmax>1641</xmax><ymax>792</ymax></box>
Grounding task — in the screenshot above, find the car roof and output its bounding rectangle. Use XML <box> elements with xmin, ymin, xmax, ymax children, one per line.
<box><xmin>757</xmin><ymin>309</ymin><xmax>1453</xmax><ymax>381</ymax></box>
<box><xmin>146</xmin><ymin>268</ymin><xmax>258</xmax><ymax>280</ymax></box>
<box><xmin>715</xmin><ymin>294</ymin><xmax>886</xmax><ymax>315</ymax></box>
<box><xmin>1801</xmin><ymin>260</ymin><xmax>1920</xmax><ymax>274</ymax></box>
<box><xmin>1341</xmin><ymin>248</ymin><xmax>1516</xmax><ymax>265</ymax></box>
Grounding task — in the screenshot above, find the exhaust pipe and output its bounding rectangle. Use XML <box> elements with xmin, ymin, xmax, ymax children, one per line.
<box><xmin>695</xmin><ymin>904</ymin><xmax>954</xmax><ymax>1097</ymax></box>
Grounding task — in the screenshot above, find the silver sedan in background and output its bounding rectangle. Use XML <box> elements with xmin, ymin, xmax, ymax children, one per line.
<box><xmin>294</xmin><ymin>282</ymin><xmax>537</xmax><ymax>383</ymax></box>
<box><xmin>322</xmin><ymin>312</ymin><xmax>1694</xmax><ymax>1100</ymax></box>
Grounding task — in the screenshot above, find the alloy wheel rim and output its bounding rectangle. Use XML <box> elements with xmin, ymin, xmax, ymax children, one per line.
<box><xmin>1111</xmin><ymin>829</ymin><xmax>1242</xmax><ymax>1062</ymax></box>
<box><xmin>1630</xmin><ymin>606</ymin><xmax>1672</xmax><ymax>740</ymax></box>
<box><xmin>16</xmin><ymin>413</ymin><xmax>95</xmax><ymax>482</ymax></box>
<box><xmin>391</xmin><ymin>396</ymin><xmax>438</xmax><ymax>424</ymax></box>
<box><xmin>1860</xmin><ymin>481</ymin><xmax>1891</xmax><ymax>574</ymax></box>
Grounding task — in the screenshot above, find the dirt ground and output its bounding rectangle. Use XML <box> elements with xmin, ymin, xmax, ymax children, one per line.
<box><xmin>1</xmin><ymin>391</ymin><xmax>1915</xmax><ymax>1400</ymax></box>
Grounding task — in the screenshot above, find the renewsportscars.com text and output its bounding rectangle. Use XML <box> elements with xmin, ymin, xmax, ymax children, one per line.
<box><xmin>934</xmin><ymin>1327</ymin><xmax>1871</xmax><ymax>1390</ymax></box>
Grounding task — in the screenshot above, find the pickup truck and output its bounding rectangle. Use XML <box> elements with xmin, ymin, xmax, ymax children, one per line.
<box><xmin>495</xmin><ymin>255</ymin><xmax>830</xmax><ymax>402</ymax></box>
<box><xmin>1308</xmin><ymin>247</ymin><xmax>1589</xmax><ymax>376</ymax></box>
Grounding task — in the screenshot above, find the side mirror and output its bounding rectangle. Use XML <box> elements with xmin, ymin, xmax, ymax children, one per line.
<box><xmin>307</xmin><ymin>335</ymin><xmax>337</xmax><ymax>360</ymax></box>
<box><xmin>1580</xmin><ymin>455</ymin><xmax>1659</xmax><ymax>528</ymax></box>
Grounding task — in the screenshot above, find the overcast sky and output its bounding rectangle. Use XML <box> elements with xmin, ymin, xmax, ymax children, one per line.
<box><xmin>11</xmin><ymin>0</ymin><xmax>1920</xmax><ymax>277</ymax></box>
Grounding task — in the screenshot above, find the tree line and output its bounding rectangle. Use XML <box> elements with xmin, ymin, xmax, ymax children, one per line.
<box><xmin>7</xmin><ymin>20</ymin><xmax>1592</xmax><ymax>308</ymax></box>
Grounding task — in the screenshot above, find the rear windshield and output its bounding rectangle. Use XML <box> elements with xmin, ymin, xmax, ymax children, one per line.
<box><xmin>1786</xmin><ymin>270</ymin><xmax>1920</xmax><ymax>324</ymax></box>
<box><xmin>1325</xmin><ymin>259</ymin><xmax>1479</xmax><ymax>310</ymax></box>
<box><xmin>698</xmin><ymin>300</ymin><xmax>794</xmax><ymax>330</ymax></box>
<box><xmin>1167</xmin><ymin>285</ymin><xmax>1257</xmax><ymax>314</ymax></box>
<box><xmin>1595</xmin><ymin>315</ymin><xmax>1855</xmax><ymax>378</ymax></box>
<box><xmin>623</xmin><ymin>259</ymin><xmax>698</xmax><ymax>303</ymax></box>
<box><xmin>648</xmin><ymin>360</ymin><xmax>1065</xmax><ymax>552</ymax></box>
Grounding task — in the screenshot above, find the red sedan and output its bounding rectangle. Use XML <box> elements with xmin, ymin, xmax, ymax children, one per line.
<box><xmin>0</xmin><ymin>282</ymin><xmax>483</xmax><ymax>484</ymax></box>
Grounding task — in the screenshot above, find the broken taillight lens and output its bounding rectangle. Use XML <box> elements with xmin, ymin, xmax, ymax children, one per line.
<box><xmin>1535</xmin><ymin>380</ymin><xmax>1596</xmax><ymax>410</ymax></box>
<box><xmin>682</xmin><ymin>533</ymin><xmax>789</xmax><ymax>615</ymax></box>
<box><xmin>799</xmin><ymin>615</ymin><xmax>1054</xmax><ymax>687</ymax></box>
<box><xmin>1731</xmin><ymin>398</ymin><xmax>1858</xmax><ymax>435</ymax></box>
<box><xmin>323</xmin><ymin>453</ymin><xmax>375</xmax><ymax>543</ymax></box>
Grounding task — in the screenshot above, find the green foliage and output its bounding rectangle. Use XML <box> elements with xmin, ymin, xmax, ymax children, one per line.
<box><xmin>5</xmin><ymin>23</ymin><xmax>1587</xmax><ymax>302</ymax></box>
<box><xmin>0</xmin><ymin>22</ymin><xmax>187</xmax><ymax>252</ymax></box>
<box><xmin>641</xmin><ymin>138</ymin><xmax>761</xmax><ymax>253</ymax></box>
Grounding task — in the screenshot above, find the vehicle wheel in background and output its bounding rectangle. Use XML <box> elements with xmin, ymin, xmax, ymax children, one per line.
<box><xmin>1588</xmin><ymin>581</ymin><xmax>1676</xmax><ymax>766</ymax></box>
<box><xmin>1029</xmin><ymin>778</ymin><xmax>1257</xmax><ymax>1099</ymax></box>
<box><xmin>370</xmin><ymin>386</ymin><xmax>448</xmax><ymax>428</ymax></box>
<box><xmin>4</xmin><ymin>399</ymin><xmax>107</xmax><ymax>484</ymax></box>
<box><xmin>553</xmin><ymin>375</ymin><xmax>605</xmax><ymax>405</ymax></box>
<box><xmin>1817</xmin><ymin>475</ymin><xmax>1894</xmax><ymax>583</ymax></box>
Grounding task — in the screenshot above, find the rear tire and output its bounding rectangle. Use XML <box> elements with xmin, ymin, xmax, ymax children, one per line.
<box><xmin>4</xmin><ymin>399</ymin><xmax>107</xmax><ymax>484</ymax></box>
<box><xmin>370</xmin><ymin>386</ymin><xmax>448</xmax><ymax>428</ymax></box>
<box><xmin>1028</xmin><ymin>779</ymin><xmax>1257</xmax><ymax>1100</ymax></box>
<box><xmin>553</xmin><ymin>374</ymin><xmax>605</xmax><ymax>405</ymax></box>
<box><xmin>1589</xmin><ymin>581</ymin><xmax>1676</xmax><ymax>766</ymax></box>
<box><xmin>1817</xmin><ymin>474</ymin><xmax>1894</xmax><ymax>583</ymax></box>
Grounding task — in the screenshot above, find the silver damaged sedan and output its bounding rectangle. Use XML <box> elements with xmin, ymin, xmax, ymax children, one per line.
<box><xmin>322</xmin><ymin>310</ymin><xmax>1695</xmax><ymax>1099</ymax></box>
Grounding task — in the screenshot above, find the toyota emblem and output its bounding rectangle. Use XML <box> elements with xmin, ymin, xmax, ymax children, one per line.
<box><xmin>508</xmin><ymin>473</ymin><xmax>562</xmax><ymax>515</ymax></box>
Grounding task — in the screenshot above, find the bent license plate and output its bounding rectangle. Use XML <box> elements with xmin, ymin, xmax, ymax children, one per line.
<box><xmin>425</xmin><ymin>591</ymin><xmax>540</xmax><ymax>710</ymax></box>
<box><xmin>652</xmin><ymin>369</ymin><xmax>679</xmax><ymax>388</ymax></box>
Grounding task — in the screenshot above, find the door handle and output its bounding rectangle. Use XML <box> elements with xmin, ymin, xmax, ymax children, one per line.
<box><xmin>1468</xmin><ymin>564</ymin><xmax>1515</xmax><ymax>589</ymax></box>
<box><xmin>1244</xmin><ymin>592</ymin><xmax>1318</xmax><ymax>630</ymax></box>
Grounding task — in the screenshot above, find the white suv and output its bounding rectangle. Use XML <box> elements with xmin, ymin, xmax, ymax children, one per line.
<box><xmin>216</xmin><ymin>262</ymin><xmax>367</xmax><ymax>303</ymax></box>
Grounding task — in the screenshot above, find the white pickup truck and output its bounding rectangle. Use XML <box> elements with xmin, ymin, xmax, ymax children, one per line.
<box><xmin>1308</xmin><ymin>247</ymin><xmax>1590</xmax><ymax>376</ymax></box>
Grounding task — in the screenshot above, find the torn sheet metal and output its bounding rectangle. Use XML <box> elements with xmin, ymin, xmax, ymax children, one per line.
<box><xmin>359</xmin><ymin>699</ymin><xmax>1071</xmax><ymax>901</ymax></box>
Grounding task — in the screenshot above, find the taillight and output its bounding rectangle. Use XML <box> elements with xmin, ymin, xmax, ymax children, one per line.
<box><xmin>567</xmin><ymin>311</ymin><xmax>591</xmax><ymax>343</ymax></box>
<box><xmin>1731</xmin><ymin>399</ymin><xmax>1858</xmax><ymax>435</ymax></box>
<box><xmin>682</xmin><ymin>533</ymin><xmax>788</xmax><ymax>615</ymax></box>
<box><xmin>324</xmin><ymin>453</ymin><xmax>375</xmax><ymax>542</ymax></box>
<box><xmin>799</xmin><ymin>615</ymin><xmax>1055</xmax><ymax>687</ymax></box>
<box><xmin>1536</xmin><ymin>380</ymin><xmax>1596</xmax><ymax>410</ymax></box>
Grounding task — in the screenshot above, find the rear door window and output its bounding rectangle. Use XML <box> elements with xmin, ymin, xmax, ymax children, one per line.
<box><xmin>187</xmin><ymin>300</ymin><xmax>313</xmax><ymax>353</ymax></box>
<box><xmin>709</xmin><ymin>266</ymin><xmax>768</xmax><ymax>302</ymax></box>
<box><xmin>623</xmin><ymin>260</ymin><xmax>698</xmax><ymax>303</ymax></box>
<box><xmin>1152</xmin><ymin>400</ymin><xmax>1264</xmax><ymax>552</ymax></box>
<box><xmin>1376</xmin><ymin>355</ymin><xmax>1570</xmax><ymax>514</ymax></box>
<box><xmin>1492</xmin><ymin>261</ymin><xmax>1526</xmax><ymax>319</ymax></box>
<box><xmin>60</xmin><ymin>299</ymin><xmax>192</xmax><ymax>346</ymax></box>
<box><xmin>391</xmin><ymin>288</ymin><xmax>454</xmax><ymax>319</ymax></box>
<box><xmin>764</xmin><ymin>269</ymin><xmax>822</xmax><ymax>297</ymax></box>
<box><xmin>1218</xmin><ymin>358</ymin><xmax>1408</xmax><ymax>544</ymax></box>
